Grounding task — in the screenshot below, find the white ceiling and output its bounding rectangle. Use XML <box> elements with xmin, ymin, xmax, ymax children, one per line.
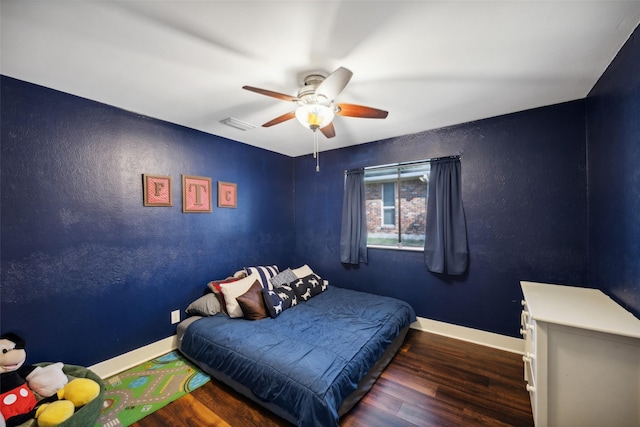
<box><xmin>2</xmin><ymin>1</ymin><xmax>640</xmax><ymax>157</ymax></box>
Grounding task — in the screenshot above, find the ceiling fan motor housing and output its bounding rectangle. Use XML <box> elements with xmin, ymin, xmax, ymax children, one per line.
<box><xmin>297</xmin><ymin>74</ymin><xmax>330</xmax><ymax>105</ymax></box>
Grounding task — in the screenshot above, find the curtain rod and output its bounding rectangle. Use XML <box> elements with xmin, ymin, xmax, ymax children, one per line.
<box><xmin>344</xmin><ymin>155</ymin><xmax>461</xmax><ymax>175</ymax></box>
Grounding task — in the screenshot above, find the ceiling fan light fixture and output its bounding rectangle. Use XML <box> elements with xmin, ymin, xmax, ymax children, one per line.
<box><xmin>295</xmin><ymin>104</ymin><xmax>334</xmax><ymax>131</ymax></box>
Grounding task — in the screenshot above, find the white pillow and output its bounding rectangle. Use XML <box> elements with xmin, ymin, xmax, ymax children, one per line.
<box><xmin>232</xmin><ymin>269</ymin><xmax>247</xmax><ymax>279</ymax></box>
<box><xmin>220</xmin><ymin>273</ymin><xmax>260</xmax><ymax>318</ymax></box>
<box><xmin>292</xmin><ymin>264</ymin><xmax>314</xmax><ymax>279</ymax></box>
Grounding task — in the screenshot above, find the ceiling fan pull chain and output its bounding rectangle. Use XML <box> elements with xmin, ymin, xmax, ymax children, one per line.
<box><xmin>314</xmin><ymin>131</ymin><xmax>320</xmax><ymax>172</ymax></box>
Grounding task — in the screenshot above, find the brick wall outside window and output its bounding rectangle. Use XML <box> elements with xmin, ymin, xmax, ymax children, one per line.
<box><xmin>365</xmin><ymin>178</ymin><xmax>426</xmax><ymax>237</ymax></box>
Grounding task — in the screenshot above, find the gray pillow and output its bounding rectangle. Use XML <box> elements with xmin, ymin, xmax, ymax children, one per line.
<box><xmin>269</xmin><ymin>268</ymin><xmax>298</xmax><ymax>288</ymax></box>
<box><xmin>185</xmin><ymin>293</ymin><xmax>221</xmax><ymax>316</ymax></box>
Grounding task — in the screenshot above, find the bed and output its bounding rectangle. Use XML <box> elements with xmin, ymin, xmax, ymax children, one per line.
<box><xmin>177</xmin><ymin>265</ymin><xmax>415</xmax><ymax>427</ymax></box>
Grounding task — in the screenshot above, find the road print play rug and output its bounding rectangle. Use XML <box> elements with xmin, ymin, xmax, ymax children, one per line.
<box><xmin>94</xmin><ymin>351</ymin><xmax>210</xmax><ymax>427</ymax></box>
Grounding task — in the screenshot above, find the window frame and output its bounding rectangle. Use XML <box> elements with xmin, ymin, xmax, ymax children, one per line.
<box><xmin>364</xmin><ymin>161</ymin><xmax>430</xmax><ymax>251</ymax></box>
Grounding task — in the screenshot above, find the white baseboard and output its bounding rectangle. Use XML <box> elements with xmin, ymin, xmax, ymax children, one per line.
<box><xmin>411</xmin><ymin>316</ymin><xmax>524</xmax><ymax>354</ymax></box>
<box><xmin>88</xmin><ymin>335</ymin><xmax>178</xmax><ymax>379</ymax></box>
<box><xmin>88</xmin><ymin>319</ymin><xmax>523</xmax><ymax>379</ymax></box>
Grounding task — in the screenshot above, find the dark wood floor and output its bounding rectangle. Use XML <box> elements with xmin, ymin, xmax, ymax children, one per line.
<box><xmin>131</xmin><ymin>329</ymin><xmax>534</xmax><ymax>427</ymax></box>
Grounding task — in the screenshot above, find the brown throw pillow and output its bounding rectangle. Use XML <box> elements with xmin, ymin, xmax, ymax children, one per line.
<box><xmin>236</xmin><ymin>280</ymin><xmax>268</xmax><ymax>320</ymax></box>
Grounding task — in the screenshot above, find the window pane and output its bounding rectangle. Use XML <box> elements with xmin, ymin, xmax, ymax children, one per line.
<box><xmin>382</xmin><ymin>182</ymin><xmax>395</xmax><ymax>206</ymax></box>
<box><xmin>383</xmin><ymin>208</ymin><xmax>396</xmax><ymax>226</ymax></box>
<box><xmin>365</xmin><ymin>173</ymin><xmax>397</xmax><ymax>244</ymax></box>
<box><xmin>399</xmin><ymin>164</ymin><xmax>429</xmax><ymax>247</ymax></box>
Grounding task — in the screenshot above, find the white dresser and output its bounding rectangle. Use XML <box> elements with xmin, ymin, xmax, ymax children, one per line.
<box><xmin>520</xmin><ymin>281</ymin><xmax>640</xmax><ymax>427</ymax></box>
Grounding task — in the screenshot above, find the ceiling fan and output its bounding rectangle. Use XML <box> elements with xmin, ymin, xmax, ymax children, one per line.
<box><xmin>242</xmin><ymin>67</ymin><xmax>388</xmax><ymax>139</ymax></box>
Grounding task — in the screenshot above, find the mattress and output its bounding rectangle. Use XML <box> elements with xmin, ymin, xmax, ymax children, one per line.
<box><xmin>178</xmin><ymin>286</ymin><xmax>415</xmax><ymax>426</ymax></box>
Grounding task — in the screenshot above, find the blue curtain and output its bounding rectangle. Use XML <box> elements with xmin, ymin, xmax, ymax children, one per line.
<box><xmin>424</xmin><ymin>158</ymin><xmax>468</xmax><ymax>275</ymax></box>
<box><xmin>340</xmin><ymin>169</ymin><xmax>368</xmax><ymax>264</ymax></box>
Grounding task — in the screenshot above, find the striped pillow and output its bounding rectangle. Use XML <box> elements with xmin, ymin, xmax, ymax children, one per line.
<box><xmin>244</xmin><ymin>265</ymin><xmax>279</xmax><ymax>290</ymax></box>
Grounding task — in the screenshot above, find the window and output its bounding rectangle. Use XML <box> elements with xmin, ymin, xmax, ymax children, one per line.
<box><xmin>365</xmin><ymin>162</ymin><xmax>430</xmax><ymax>250</ymax></box>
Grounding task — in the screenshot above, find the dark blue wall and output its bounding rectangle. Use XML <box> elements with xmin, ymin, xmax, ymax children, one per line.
<box><xmin>3</xmin><ymin>22</ymin><xmax>638</xmax><ymax>367</ymax></box>
<box><xmin>294</xmin><ymin>100</ymin><xmax>588</xmax><ymax>338</ymax></box>
<box><xmin>1</xmin><ymin>76</ymin><xmax>294</xmax><ymax>366</ymax></box>
<box><xmin>587</xmin><ymin>25</ymin><xmax>640</xmax><ymax>318</ymax></box>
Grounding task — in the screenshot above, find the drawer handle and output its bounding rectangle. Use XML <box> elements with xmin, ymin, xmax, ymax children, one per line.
<box><xmin>523</xmin><ymin>352</ymin><xmax>535</xmax><ymax>363</ymax></box>
<box><xmin>520</xmin><ymin>328</ymin><xmax>527</xmax><ymax>336</ymax></box>
<box><xmin>526</xmin><ymin>384</ymin><xmax>535</xmax><ymax>392</ymax></box>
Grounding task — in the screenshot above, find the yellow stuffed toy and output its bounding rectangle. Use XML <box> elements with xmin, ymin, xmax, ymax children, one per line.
<box><xmin>34</xmin><ymin>379</ymin><xmax>100</xmax><ymax>427</ymax></box>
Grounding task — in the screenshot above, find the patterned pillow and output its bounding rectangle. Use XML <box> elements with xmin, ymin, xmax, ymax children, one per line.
<box><xmin>261</xmin><ymin>285</ymin><xmax>298</xmax><ymax>318</ymax></box>
<box><xmin>274</xmin><ymin>285</ymin><xmax>297</xmax><ymax>309</ymax></box>
<box><xmin>290</xmin><ymin>273</ymin><xmax>328</xmax><ymax>302</ymax></box>
<box><xmin>244</xmin><ymin>265</ymin><xmax>279</xmax><ymax>290</ymax></box>
<box><xmin>270</xmin><ymin>268</ymin><xmax>298</xmax><ymax>288</ymax></box>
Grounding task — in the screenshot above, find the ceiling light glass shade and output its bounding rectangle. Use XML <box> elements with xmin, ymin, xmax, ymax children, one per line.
<box><xmin>295</xmin><ymin>104</ymin><xmax>335</xmax><ymax>130</ymax></box>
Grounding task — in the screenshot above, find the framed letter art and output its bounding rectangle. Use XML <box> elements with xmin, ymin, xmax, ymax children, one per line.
<box><xmin>182</xmin><ymin>175</ymin><xmax>212</xmax><ymax>213</ymax></box>
<box><xmin>143</xmin><ymin>174</ymin><xmax>172</xmax><ymax>206</ymax></box>
<box><xmin>218</xmin><ymin>181</ymin><xmax>237</xmax><ymax>208</ymax></box>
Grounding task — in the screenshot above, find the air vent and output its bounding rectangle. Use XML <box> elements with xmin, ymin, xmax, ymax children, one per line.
<box><xmin>220</xmin><ymin>117</ymin><xmax>256</xmax><ymax>131</ymax></box>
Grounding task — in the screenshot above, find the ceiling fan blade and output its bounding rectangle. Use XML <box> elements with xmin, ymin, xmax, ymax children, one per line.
<box><xmin>320</xmin><ymin>122</ymin><xmax>336</xmax><ymax>138</ymax></box>
<box><xmin>336</xmin><ymin>103</ymin><xmax>388</xmax><ymax>119</ymax></box>
<box><xmin>242</xmin><ymin>86</ymin><xmax>297</xmax><ymax>102</ymax></box>
<box><xmin>315</xmin><ymin>67</ymin><xmax>353</xmax><ymax>101</ymax></box>
<box><xmin>262</xmin><ymin>111</ymin><xmax>296</xmax><ymax>127</ymax></box>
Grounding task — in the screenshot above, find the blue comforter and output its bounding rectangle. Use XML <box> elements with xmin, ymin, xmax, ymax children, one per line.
<box><xmin>180</xmin><ymin>286</ymin><xmax>415</xmax><ymax>427</ymax></box>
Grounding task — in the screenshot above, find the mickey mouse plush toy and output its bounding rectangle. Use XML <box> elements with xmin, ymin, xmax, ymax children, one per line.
<box><xmin>0</xmin><ymin>332</ymin><xmax>99</xmax><ymax>427</ymax></box>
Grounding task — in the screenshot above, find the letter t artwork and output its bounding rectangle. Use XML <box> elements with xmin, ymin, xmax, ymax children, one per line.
<box><xmin>182</xmin><ymin>175</ymin><xmax>212</xmax><ymax>213</ymax></box>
